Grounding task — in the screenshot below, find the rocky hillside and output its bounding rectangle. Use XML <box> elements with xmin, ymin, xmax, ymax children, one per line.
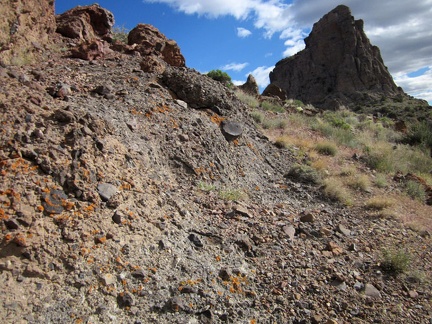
<box><xmin>266</xmin><ymin>5</ymin><xmax>430</xmax><ymax>113</ymax></box>
<box><xmin>1</xmin><ymin>3</ymin><xmax>431</xmax><ymax>324</ymax></box>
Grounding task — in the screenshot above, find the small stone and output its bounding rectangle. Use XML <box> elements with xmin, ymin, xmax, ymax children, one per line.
<box><xmin>41</xmin><ymin>189</ymin><xmax>68</xmax><ymax>214</ymax></box>
<box><xmin>311</xmin><ymin>314</ymin><xmax>323</xmax><ymax>324</ymax></box>
<box><xmin>188</xmin><ymin>233</ymin><xmax>203</xmax><ymax>247</ymax></box>
<box><xmin>112</xmin><ymin>211</ymin><xmax>122</xmax><ymax>224</ymax></box>
<box><xmin>283</xmin><ymin>225</ymin><xmax>296</xmax><ymax>241</ymax></box>
<box><xmin>132</xmin><ymin>269</ymin><xmax>146</xmax><ymax>278</ymax></box>
<box><xmin>126</xmin><ymin>119</ymin><xmax>138</xmax><ymax>131</ymax></box>
<box><xmin>117</xmin><ymin>292</ymin><xmax>135</xmax><ymax>308</ymax></box>
<box><xmin>175</xmin><ymin>99</ymin><xmax>188</xmax><ymax>109</ymax></box>
<box><xmin>364</xmin><ymin>283</ymin><xmax>381</xmax><ymax>298</ymax></box>
<box><xmin>320</xmin><ymin>227</ymin><xmax>332</xmax><ymax>236</ymax></box>
<box><xmin>97</xmin><ymin>183</ymin><xmax>118</xmax><ymax>202</ymax></box>
<box><xmin>234</xmin><ymin>205</ymin><xmax>252</xmax><ymax>217</ymax></box>
<box><xmin>408</xmin><ymin>290</ymin><xmax>419</xmax><ymax>299</ymax></box>
<box><xmin>4</xmin><ymin>219</ymin><xmax>19</xmax><ymax>230</ymax></box>
<box><xmin>102</xmin><ymin>273</ymin><xmax>116</xmax><ymax>286</ymax></box>
<box><xmin>338</xmin><ymin>224</ymin><xmax>351</xmax><ymax>236</ymax></box>
<box><xmin>326</xmin><ymin>241</ymin><xmax>343</xmax><ymax>256</ymax></box>
<box><xmin>300</xmin><ymin>213</ymin><xmax>314</xmax><ymax>223</ymax></box>
<box><xmin>353</xmin><ymin>281</ymin><xmax>363</xmax><ymax>291</ymax></box>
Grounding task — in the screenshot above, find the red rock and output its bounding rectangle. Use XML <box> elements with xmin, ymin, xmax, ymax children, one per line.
<box><xmin>128</xmin><ymin>24</ymin><xmax>185</xmax><ymax>67</ymax></box>
<box><xmin>56</xmin><ymin>4</ymin><xmax>114</xmax><ymax>42</ymax></box>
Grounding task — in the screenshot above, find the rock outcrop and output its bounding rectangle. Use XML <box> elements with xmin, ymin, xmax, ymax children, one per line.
<box><xmin>0</xmin><ymin>0</ymin><xmax>56</xmax><ymax>65</ymax></box>
<box><xmin>56</xmin><ymin>4</ymin><xmax>114</xmax><ymax>42</ymax></box>
<box><xmin>266</xmin><ymin>5</ymin><xmax>404</xmax><ymax>109</ymax></box>
<box><xmin>128</xmin><ymin>24</ymin><xmax>186</xmax><ymax>67</ymax></box>
<box><xmin>238</xmin><ymin>74</ymin><xmax>259</xmax><ymax>97</ymax></box>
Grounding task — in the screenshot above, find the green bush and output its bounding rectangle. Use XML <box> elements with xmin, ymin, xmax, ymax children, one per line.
<box><xmin>315</xmin><ymin>142</ymin><xmax>337</xmax><ymax>156</ymax></box>
<box><xmin>381</xmin><ymin>248</ymin><xmax>410</xmax><ymax>275</ymax></box>
<box><xmin>112</xmin><ymin>25</ymin><xmax>129</xmax><ymax>43</ymax></box>
<box><xmin>405</xmin><ymin>180</ymin><xmax>426</xmax><ymax>202</ymax></box>
<box><xmin>285</xmin><ymin>164</ymin><xmax>321</xmax><ymax>184</ymax></box>
<box><xmin>207</xmin><ymin>69</ymin><xmax>233</xmax><ymax>87</ymax></box>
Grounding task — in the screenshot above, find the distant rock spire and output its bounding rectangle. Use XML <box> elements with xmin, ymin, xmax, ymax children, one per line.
<box><xmin>266</xmin><ymin>5</ymin><xmax>405</xmax><ymax>109</ymax></box>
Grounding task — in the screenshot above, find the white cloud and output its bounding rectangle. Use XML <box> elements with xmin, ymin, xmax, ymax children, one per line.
<box><xmin>237</xmin><ymin>27</ymin><xmax>252</xmax><ymax>38</ymax></box>
<box><xmin>232</xmin><ymin>79</ymin><xmax>245</xmax><ymax>86</ymax></box>
<box><xmin>221</xmin><ymin>62</ymin><xmax>249</xmax><ymax>72</ymax></box>
<box><xmin>394</xmin><ymin>67</ymin><xmax>432</xmax><ymax>103</ymax></box>
<box><xmin>246</xmin><ymin>66</ymin><xmax>274</xmax><ymax>89</ymax></box>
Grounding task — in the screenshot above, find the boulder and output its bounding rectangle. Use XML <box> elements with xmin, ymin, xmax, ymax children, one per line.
<box><xmin>238</xmin><ymin>74</ymin><xmax>259</xmax><ymax>97</ymax></box>
<box><xmin>128</xmin><ymin>24</ymin><xmax>185</xmax><ymax>67</ymax></box>
<box><xmin>56</xmin><ymin>4</ymin><xmax>114</xmax><ymax>42</ymax></box>
<box><xmin>262</xmin><ymin>83</ymin><xmax>287</xmax><ymax>101</ymax></box>
<box><xmin>268</xmin><ymin>5</ymin><xmax>405</xmax><ymax>109</ymax></box>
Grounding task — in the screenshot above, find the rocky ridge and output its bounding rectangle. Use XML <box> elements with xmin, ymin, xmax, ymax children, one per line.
<box><xmin>0</xmin><ymin>3</ymin><xmax>431</xmax><ymax>324</ymax></box>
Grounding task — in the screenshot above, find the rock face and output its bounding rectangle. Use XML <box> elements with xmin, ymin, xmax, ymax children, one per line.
<box><xmin>238</xmin><ymin>74</ymin><xmax>259</xmax><ymax>97</ymax></box>
<box><xmin>0</xmin><ymin>0</ymin><xmax>56</xmax><ymax>65</ymax></box>
<box><xmin>56</xmin><ymin>4</ymin><xmax>114</xmax><ymax>42</ymax></box>
<box><xmin>267</xmin><ymin>5</ymin><xmax>404</xmax><ymax>108</ymax></box>
<box><xmin>128</xmin><ymin>24</ymin><xmax>186</xmax><ymax>67</ymax></box>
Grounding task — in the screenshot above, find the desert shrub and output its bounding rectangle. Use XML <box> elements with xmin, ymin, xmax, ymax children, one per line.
<box><xmin>381</xmin><ymin>248</ymin><xmax>410</xmax><ymax>275</ymax></box>
<box><xmin>112</xmin><ymin>25</ymin><xmax>129</xmax><ymax>43</ymax></box>
<box><xmin>207</xmin><ymin>69</ymin><xmax>233</xmax><ymax>87</ymax></box>
<box><xmin>366</xmin><ymin>196</ymin><xmax>393</xmax><ymax>210</ymax></box>
<box><xmin>340</xmin><ymin>166</ymin><xmax>356</xmax><ymax>177</ymax></box>
<box><xmin>198</xmin><ymin>181</ymin><xmax>216</xmax><ymax>192</ymax></box>
<box><xmin>323</xmin><ymin>178</ymin><xmax>352</xmax><ymax>205</ymax></box>
<box><xmin>235</xmin><ymin>90</ymin><xmax>259</xmax><ymax>108</ymax></box>
<box><xmin>286</xmin><ymin>164</ymin><xmax>321</xmax><ymax>184</ymax></box>
<box><xmin>250</xmin><ymin>110</ymin><xmax>264</xmax><ymax>123</ymax></box>
<box><xmin>405</xmin><ymin>180</ymin><xmax>426</xmax><ymax>202</ymax></box>
<box><xmin>374</xmin><ymin>173</ymin><xmax>388</xmax><ymax>188</ymax></box>
<box><xmin>404</xmin><ymin>120</ymin><xmax>432</xmax><ymax>152</ymax></box>
<box><xmin>262</xmin><ymin>118</ymin><xmax>287</xmax><ymax>130</ymax></box>
<box><xmin>315</xmin><ymin>141</ymin><xmax>337</xmax><ymax>156</ymax></box>
<box><xmin>261</xmin><ymin>101</ymin><xmax>285</xmax><ymax>113</ymax></box>
<box><xmin>219</xmin><ymin>188</ymin><xmax>244</xmax><ymax>201</ymax></box>
<box><xmin>274</xmin><ymin>136</ymin><xmax>290</xmax><ymax>149</ymax></box>
<box><xmin>348</xmin><ymin>174</ymin><xmax>371</xmax><ymax>192</ymax></box>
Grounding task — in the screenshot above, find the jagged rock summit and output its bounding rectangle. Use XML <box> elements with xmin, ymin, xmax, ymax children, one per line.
<box><xmin>266</xmin><ymin>5</ymin><xmax>405</xmax><ymax>109</ymax></box>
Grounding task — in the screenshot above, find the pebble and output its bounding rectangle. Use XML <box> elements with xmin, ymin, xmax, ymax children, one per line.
<box><xmin>364</xmin><ymin>283</ymin><xmax>381</xmax><ymax>298</ymax></box>
<box><xmin>97</xmin><ymin>183</ymin><xmax>118</xmax><ymax>201</ymax></box>
<box><xmin>300</xmin><ymin>213</ymin><xmax>314</xmax><ymax>223</ymax></box>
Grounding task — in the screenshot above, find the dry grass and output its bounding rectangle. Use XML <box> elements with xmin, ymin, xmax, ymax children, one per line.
<box><xmin>366</xmin><ymin>196</ymin><xmax>394</xmax><ymax>210</ymax></box>
<box><xmin>257</xmin><ymin>109</ymin><xmax>432</xmax><ymax>233</ymax></box>
<box><xmin>323</xmin><ymin>177</ymin><xmax>352</xmax><ymax>205</ymax></box>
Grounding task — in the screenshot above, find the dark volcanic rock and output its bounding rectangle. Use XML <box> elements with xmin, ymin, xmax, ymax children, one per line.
<box><xmin>268</xmin><ymin>5</ymin><xmax>405</xmax><ymax>109</ymax></box>
<box><xmin>238</xmin><ymin>74</ymin><xmax>259</xmax><ymax>97</ymax></box>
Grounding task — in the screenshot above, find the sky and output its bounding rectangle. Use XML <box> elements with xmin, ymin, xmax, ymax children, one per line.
<box><xmin>55</xmin><ymin>0</ymin><xmax>432</xmax><ymax>104</ymax></box>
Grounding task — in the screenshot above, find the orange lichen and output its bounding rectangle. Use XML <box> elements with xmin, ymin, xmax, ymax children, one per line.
<box><xmin>210</xmin><ymin>114</ymin><xmax>225</xmax><ymax>126</ymax></box>
<box><xmin>215</xmin><ymin>255</ymin><xmax>221</xmax><ymax>262</ymax></box>
<box><xmin>36</xmin><ymin>205</ymin><xmax>44</xmax><ymax>212</ymax></box>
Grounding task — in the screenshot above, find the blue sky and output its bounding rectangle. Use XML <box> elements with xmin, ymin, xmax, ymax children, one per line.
<box><xmin>55</xmin><ymin>0</ymin><xmax>432</xmax><ymax>104</ymax></box>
